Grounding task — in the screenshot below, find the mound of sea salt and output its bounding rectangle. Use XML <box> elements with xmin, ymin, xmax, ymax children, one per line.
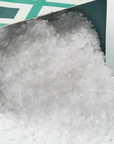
<box><xmin>0</xmin><ymin>12</ymin><xmax>114</xmax><ymax>144</ymax></box>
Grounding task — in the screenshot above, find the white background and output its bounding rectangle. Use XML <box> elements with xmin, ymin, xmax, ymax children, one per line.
<box><xmin>106</xmin><ymin>0</ymin><xmax>114</xmax><ymax>71</ymax></box>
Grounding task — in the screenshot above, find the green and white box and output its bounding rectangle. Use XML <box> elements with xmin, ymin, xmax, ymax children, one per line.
<box><xmin>0</xmin><ymin>0</ymin><xmax>95</xmax><ymax>27</ymax></box>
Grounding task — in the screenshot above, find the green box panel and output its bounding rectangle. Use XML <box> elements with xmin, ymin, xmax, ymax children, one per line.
<box><xmin>0</xmin><ymin>6</ymin><xmax>19</xmax><ymax>19</ymax></box>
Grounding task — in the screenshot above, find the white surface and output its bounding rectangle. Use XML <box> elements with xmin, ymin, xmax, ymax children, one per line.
<box><xmin>106</xmin><ymin>0</ymin><xmax>114</xmax><ymax>72</ymax></box>
<box><xmin>0</xmin><ymin>12</ymin><xmax>114</xmax><ymax>144</ymax></box>
<box><xmin>38</xmin><ymin>6</ymin><xmax>64</xmax><ymax>16</ymax></box>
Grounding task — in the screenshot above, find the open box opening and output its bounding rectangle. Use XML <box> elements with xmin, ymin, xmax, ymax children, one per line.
<box><xmin>1</xmin><ymin>0</ymin><xmax>113</xmax><ymax>71</ymax></box>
